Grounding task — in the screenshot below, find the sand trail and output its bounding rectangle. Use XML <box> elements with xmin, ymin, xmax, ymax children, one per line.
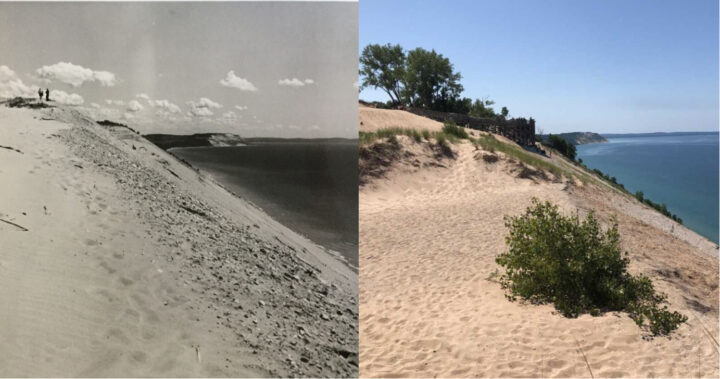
<box><xmin>359</xmin><ymin>138</ymin><xmax>719</xmax><ymax>378</ymax></box>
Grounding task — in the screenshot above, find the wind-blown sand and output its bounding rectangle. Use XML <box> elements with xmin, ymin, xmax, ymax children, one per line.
<box><xmin>0</xmin><ymin>102</ymin><xmax>358</xmax><ymax>377</ymax></box>
<box><xmin>359</xmin><ymin>104</ymin><xmax>443</xmax><ymax>132</ymax></box>
<box><xmin>359</xmin><ymin>112</ymin><xmax>719</xmax><ymax>377</ymax></box>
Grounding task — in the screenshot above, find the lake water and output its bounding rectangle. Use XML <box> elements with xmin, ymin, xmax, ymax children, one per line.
<box><xmin>576</xmin><ymin>132</ymin><xmax>718</xmax><ymax>244</ymax></box>
<box><xmin>171</xmin><ymin>141</ymin><xmax>358</xmax><ymax>268</ymax></box>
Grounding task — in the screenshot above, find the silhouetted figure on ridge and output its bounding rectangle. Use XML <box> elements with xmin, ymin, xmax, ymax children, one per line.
<box><xmin>45</xmin><ymin>88</ymin><xmax>50</xmax><ymax>101</ymax></box>
<box><xmin>38</xmin><ymin>88</ymin><xmax>43</xmax><ymax>102</ymax></box>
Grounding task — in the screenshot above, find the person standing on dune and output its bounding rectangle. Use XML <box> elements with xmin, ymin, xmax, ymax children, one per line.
<box><xmin>38</xmin><ymin>88</ymin><xmax>43</xmax><ymax>102</ymax></box>
<box><xmin>45</xmin><ymin>88</ymin><xmax>50</xmax><ymax>101</ymax></box>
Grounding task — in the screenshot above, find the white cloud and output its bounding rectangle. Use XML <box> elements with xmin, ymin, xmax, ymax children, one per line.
<box><xmin>92</xmin><ymin>70</ymin><xmax>117</xmax><ymax>87</ymax></box>
<box><xmin>36</xmin><ymin>62</ymin><xmax>117</xmax><ymax>87</ymax></box>
<box><xmin>278</xmin><ymin>78</ymin><xmax>315</xmax><ymax>87</ymax></box>
<box><xmin>278</xmin><ymin>78</ymin><xmax>305</xmax><ymax>87</ymax></box>
<box><xmin>221</xmin><ymin>111</ymin><xmax>237</xmax><ymax>119</ymax></box>
<box><xmin>234</xmin><ymin>105</ymin><xmax>248</xmax><ymax>111</ymax></box>
<box><xmin>51</xmin><ymin>90</ymin><xmax>84</xmax><ymax>105</ymax></box>
<box><xmin>0</xmin><ymin>66</ymin><xmax>84</xmax><ymax>105</ymax></box>
<box><xmin>0</xmin><ymin>65</ymin><xmax>36</xmax><ymax>98</ymax></box>
<box><xmin>79</xmin><ymin>103</ymin><xmax>121</xmax><ymax>120</ymax></box>
<box><xmin>105</xmin><ymin>99</ymin><xmax>125</xmax><ymax>106</ymax></box>
<box><xmin>152</xmin><ymin>99</ymin><xmax>181</xmax><ymax>114</ymax></box>
<box><xmin>220</xmin><ymin>71</ymin><xmax>258</xmax><ymax>91</ymax></box>
<box><xmin>136</xmin><ymin>93</ymin><xmax>152</xmax><ymax>103</ymax></box>
<box><xmin>0</xmin><ymin>65</ymin><xmax>16</xmax><ymax>82</ymax></box>
<box><xmin>187</xmin><ymin>97</ymin><xmax>222</xmax><ymax>117</ymax></box>
<box><xmin>126</xmin><ymin>100</ymin><xmax>144</xmax><ymax>112</ymax></box>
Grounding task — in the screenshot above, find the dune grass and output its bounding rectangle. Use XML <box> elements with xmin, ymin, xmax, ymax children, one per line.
<box><xmin>473</xmin><ymin>134</ymin><xmax>581</xmax><ymax>180</ymax></box>
<box><xmin>359</xmin><ymin>126</ymin><xmax>464</xmax><ymax>146</ymax></box>
<box><xmin>359</xmin><ymin>126</ymin><xmax>582</xmax><ymax>180</ymax></box>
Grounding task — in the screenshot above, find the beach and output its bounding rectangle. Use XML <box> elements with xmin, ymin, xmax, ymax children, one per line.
<box><xmin>358</xmin><ymin>107</ymin><xmax>719</xmax><ymax>377</ymax></box>
<box><xmin>170</xmin><ymin>141</ymin><xmax>359</xmax><ymax>269</ymax></box>
<box><xmin>0</xmin><ymin>103</ymin><xmax>358</xmax><ymax>377</ymax></box>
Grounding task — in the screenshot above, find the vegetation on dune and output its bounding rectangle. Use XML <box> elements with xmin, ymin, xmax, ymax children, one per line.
<box><xmin>539</xmin><ymin>138</ymin><xmax>684</xmax><ymax>225</ymax></box>
<box><xmin>359</xmin><ymin>125</ymin><xmax>577</xmax><ymax>180</ymax></box>
<box><xmin>441</xmin><ymin>119</ymin><xmax>469</xmax><ymax>139</ymax></box>
<box><xmin>473</xmin><ymin>134</ymin><xmax>571</xmax><ymax>179</ymax></box>
<box><xmin>542</xmin><ymin>134</ymin><xmax>577</xmax><ymax>161</ymax></box>
<box><xmin>572</xmin><ymin>159</ymin><xmax>684</xmax><ymax>224</ymax></box>
<box><xmin>496</xmin><ymin>199</ymin><xmax>687</xmax><ymax>336</ymax></box>
<box><xmin>634</xmin><ymin>191</ymin><xmax>683</xmax><ymax>224</ymax></box>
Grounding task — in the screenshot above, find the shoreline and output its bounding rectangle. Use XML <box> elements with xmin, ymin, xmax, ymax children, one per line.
<box><xmin>166</xmin><ymin>146</ymin><xmax>358</xmax><ymax>271</ymax></box>
<box><xmin>576</xmin><ymin>135</ymin><xmax>719</xmax><ymax>245</ymax></box>
<box><xmin>0</xmin><ymin>104</ymin><xmax>358</xmax><ymax>377</ymax></box>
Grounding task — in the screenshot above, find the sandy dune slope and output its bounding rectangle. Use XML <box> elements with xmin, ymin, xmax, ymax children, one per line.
<box><xmin>0</xmin><ymin>104</ymin><xmax>358</xmax><ymax>377</ymax></box>
<box><xmin>359</xmin><ymin>134</ymin><xmax>719</xmax><ymax>378</ymax></box>
<box><xmin>359</xmin><ymin>105</ymin><xmax>443</xmax><ymax>132</ymax></box>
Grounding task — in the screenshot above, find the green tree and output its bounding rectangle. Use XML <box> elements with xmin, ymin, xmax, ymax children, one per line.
<box><xmin>359</xmin><ymin>43</ymin><xmax>406</xmax><ymax>105</ymax></box>
<box><xmin>546</xmin><ymin>134</ymin><xmax>577</xmax><ymax>161</ymax></box>
<box><xmin>469</xmin><ymin>97</ymin><xmax>497</xmax><ymax>118</ymax></box>
<box><xmin>500</xmin><ymin>106</ymin><xmax>509</xmax><ymax>119</ymax></box>
<box><xmin>403</xmin><ymin>48</ymin><xmax>463</xmax><ymax>110</ymax></box>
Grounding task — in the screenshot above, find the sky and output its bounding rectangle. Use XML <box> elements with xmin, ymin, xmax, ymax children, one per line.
<box><xmin>0</xmin><ymin>2</ymin><xmax>358</xmax><ymax>137</ymax></box>
<box><xmin>359</xmin><ymin>0</ymin><xmax>719</xmax><ymax>134</ymax></box>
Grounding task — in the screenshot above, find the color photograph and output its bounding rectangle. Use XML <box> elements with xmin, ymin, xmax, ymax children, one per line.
<box><xmin>358</xmin><ymin>0</ymin><xmax>719</xmax><ymax>377</ymax></box>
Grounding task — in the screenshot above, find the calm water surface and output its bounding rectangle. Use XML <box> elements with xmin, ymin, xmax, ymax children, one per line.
<box><xmin>172</xmin><ymin>141</ymin><xmax>358</xmax><ymax>268</ymax></box>
<box><xmin>577</xmin><ymin>133</ymin><xmax>718</xmax><ymax>244</ymax></box>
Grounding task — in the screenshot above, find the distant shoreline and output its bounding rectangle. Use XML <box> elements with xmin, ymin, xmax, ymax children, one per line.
<box><xmin>145</xmin><ymin>132</ymin><xmax>357</xmax><ymax>150</ymax></box>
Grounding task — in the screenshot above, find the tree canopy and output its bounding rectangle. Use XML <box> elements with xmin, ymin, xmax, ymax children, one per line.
<box><xmin>403</xmin><ymin>48</ymin><xmax>463</xmax><ymax>110</ymax></box>
<box><xmin>359</xmin><ymin>43</ymin><xmax>513</xmax><ymax>118</ymax></box>
<box><xmin>359</xmin><ymin>44</ymin><xmax>406</xmax><ymax>105</ymax></box>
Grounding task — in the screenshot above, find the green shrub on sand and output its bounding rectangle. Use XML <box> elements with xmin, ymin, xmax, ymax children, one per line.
<box><xmin>496</xmin><ymin>198</ymin><xmax>687</xmax><ymax>336</ymax></box>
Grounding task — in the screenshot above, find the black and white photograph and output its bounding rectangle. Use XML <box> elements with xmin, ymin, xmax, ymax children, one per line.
<box><xmin>0</xmin><ymin>1</ymin><xmax>358</xmax><ymax>377</ymax></box>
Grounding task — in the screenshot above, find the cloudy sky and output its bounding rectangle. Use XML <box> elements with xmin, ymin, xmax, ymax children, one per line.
<box><xmin>0</xmin><ymin>2</ymin><xmax>358</xmax><ymax>137</ymax></box>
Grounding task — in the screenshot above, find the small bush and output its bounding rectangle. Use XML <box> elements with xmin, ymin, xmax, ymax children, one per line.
<box><xmin>442</xmin><ymin>119</ymin><xmax>469</xmax><ymax>139</ymax></box>
<box><xmin>482</xmin><ymin>153</ymin><xmax>499</xmax><ymax>163</ymax></box>
<box><xmin>496</xmin><ymin>199</ymin><xmax>687</xmax><ymax>335</ymax></box>
<box><xmin>421</xmin><ymin>130</ymin><xmax>431</xmax><ymax>140</ymax></box>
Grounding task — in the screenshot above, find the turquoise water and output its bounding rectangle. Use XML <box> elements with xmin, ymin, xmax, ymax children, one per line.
<box><xmin>576</xmin><ymin>132</ymin><xmax>718</xmax><ymax>244</ymax></box>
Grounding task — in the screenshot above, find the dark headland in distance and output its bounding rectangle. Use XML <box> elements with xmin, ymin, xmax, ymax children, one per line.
<box><xmin>144</xmin><ymin>133</ymin><xmax>358</xmax><ymax>150</ymax></box>
<box><xmin>538</xmin><ymin>131</ymin><xmax>718</xmax><ymax>146</ymax></box>
<box><xmin>537</xmin><ymin>132</ymin><xmax>608</xmax><ymax>145</ymax></box>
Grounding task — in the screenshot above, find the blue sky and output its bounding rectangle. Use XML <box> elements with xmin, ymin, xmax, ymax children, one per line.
<box><xmin>360</xmin><ymin>0</ymin><xmax>718</xmax><ymax>133</ymax></box>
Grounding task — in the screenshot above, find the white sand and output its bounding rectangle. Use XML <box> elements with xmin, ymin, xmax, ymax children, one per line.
<box><xmin>359</xmin><ymin>105</ymin><xmax>444</xmax><ymax>132</ymax></box>
<box><xmin>359</xmin><ymin>114</ymin><xmax>719</xmax><ymax>377</ymax></box>
<box><xmin>0</xmin><ymin>103</ymin><xmax>357</xmax><ymax>377</ymax></box>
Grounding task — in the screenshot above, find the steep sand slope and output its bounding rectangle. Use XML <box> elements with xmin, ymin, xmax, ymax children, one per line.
<box><xmin>359</xmin><ymin>131</ymin><xmax>718</xmax><ymax>377</ymax></box>
<box><xmin>0</xmin><ymin>104</ymin><xmax>357</xmax><ymax>377</ymax></box>
<box><xmin>359</xmin><ymin>105</ymin><xmax>443</xmax><ymax>132</ymax></box>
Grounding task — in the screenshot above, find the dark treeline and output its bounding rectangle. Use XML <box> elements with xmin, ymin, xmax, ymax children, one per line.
<box><xmin>359</xmin><ymin>43</ymin><xmax>509</xmax><ymax>118</ymax></box>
